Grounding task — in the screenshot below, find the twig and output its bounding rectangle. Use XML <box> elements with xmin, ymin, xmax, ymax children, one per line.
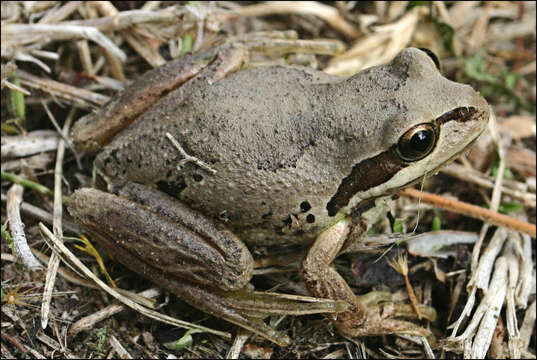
<box><xmin>387</xmin><ymin>253</ymin><xmax>421</xmax><ymax>320</ymax></box>
<box><xmin>2</xmin><ymin>152</ymin><xmax>54</xmax><ymax>172</ymax></box>
<box><xmin>109</xmin><ymin>335</ymin><xmax>132</xmax><ymax>359</ymax></box>
<box><xmin>6</xmin><ymin>184</ymin><xmax>43</xmax><ymax>270</ymax></box>
<box><xmin>69</xmin><ymin>288</ymin><xmax>160</xmax><ymax>338</ymax></box>
<box><xmin>504</xmin><ymin>252</ymin><xmax>520</xmax><ymax>358</ymax></box>
<box><xmin>1</xmin><ymin>332</ymin><xmax>31</xmax><ymax>357</ymax></box>
<box><xmin>324</xmin><ymin>6</ymin><xmax>427</xmax><ymax>75</ymax></box>
<box><xmin>165</xmin><ymin>132</ymin><xmax>217</xmax><ymax>174</ymax></box>
<box><xmin>2</xmin><ymin>23</ymin><xmax>126</xmax><ymax>61</ymax></box>
<box><xmin>121</xmin><ymin>30</ymin><xmax>166</xmax><ymax>68</ymax></box>
<box><xmin>519</xmin><ymin>300</ymin><xmax>536</xmax><ymax>351</ymax></box>
<box><xmin>469</xmin><ymin>226</ymin><xmax>508</xmax><ymax>293</ymax></box>
<box><xmin>18</xmin><ymin>70</ymin><xmax>109</xmax><ymax>108</ymax></box>
<box><xmin>30</xmin><ymin>248</ymin><xmax>96</xmax><ymax>289</ymax></box>
<box><xmin>441</xmin><ymin>163</ymin><xmax>535</xmax><ymax>208</ymax></box>
<box><xmin>84</xmin><ymin>2</ymin><xmax>125</xmax><ymax>81</ymax></box>
<box><xmin>38</xmin><ymin>1</ymin><xmax>82</xmax><ymax>24</ymax></box>
<box><xmin>421</xmin><ymin>336</ymin><xmax>435</xmax><ymax>359</ymax></box>
<box><xmin>472</xmin><ymin>110</ymin><xmax>505</xmax><ymax>273</ymax></box>
<box><xmin>2</xmin><ymin>80</ymin><xmax>31</xmax><ymax>95</ymax></box>
<box><xmin>400</xmin><ymin>188</ymin><xmax>536</xmax><ymax>238</ymax></box>
<box><xmin>1</xmin><ymin>171</ymin><xmax>68</xmax><ymax>203</ymax></box>
<box><xmin>61</xmin><ymin>7</ymin><xmax>190</xmax><ymax>33</ymax></box>
<box><xmin>236</xmin><ymin>1</ymin><xmax>360</xmax><ymax>38</ymax></box>
<box><xmin>1</xmin><ymin>130</ymin><xmax>59</xmax><ymax>159</ymax></box>
<box><xmin>0</xmin><ymin>193</ymin><xmax>80</xmax><ymax>234</ymax></box>
<box><xmin>41</xmin><ymin>101</ymin><xmax>82</xmax><ymax>169</ymax></box>
<box><xmin>41</xmin><ymin>107</ymin><xmax>75</xmax><ymax>329</ymax></box>
<box><xmin>226</xmin><ymin>328</ymin><xmax>252</xmax><ymax>359</ymax></box>
<box><xmin>516</xmin><ymin>229</ymin><xmax>533</xmax><ymax>306</ymax></box>
<box><xmin>469</xmin><ymin>257</ymin><xmax>509</xmax><ymax>358</ymax></box>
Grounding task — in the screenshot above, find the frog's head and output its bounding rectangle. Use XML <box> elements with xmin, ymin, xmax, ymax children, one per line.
<box><xmin>326</xmin><ymin>47</ymin><xmax>490</xmax><ymax>217</ymax></box>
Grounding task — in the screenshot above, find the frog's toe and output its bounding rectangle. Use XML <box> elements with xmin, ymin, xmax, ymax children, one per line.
<box><xmin>335</xmin><ymin>301</ymin><xmax>436</xmax><ymax>338</ymax></box>
<box><xmin>336</xmin><ymin>315</ymin><xmax>431</xmax><ymax>338</ymax></box>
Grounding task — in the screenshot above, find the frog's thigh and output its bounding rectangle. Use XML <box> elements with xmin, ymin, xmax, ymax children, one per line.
<box><xmin>68</xmin><ymin>184</ymin><xmax>253</xmax><ymax>291</ymax></box>
<box><xmin>301</xmin><ymin>217</ymin><xmax>367</xmax><ymax>329</ymax></box>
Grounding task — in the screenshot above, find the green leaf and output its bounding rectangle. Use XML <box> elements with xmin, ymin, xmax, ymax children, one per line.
<box><xmin>464</xmin><ymin>54</ymin><xmax>497</xmax><ymax>84</ymax></box>
<box><xmin>1</xmin><ymin>224</ymin><xmax>16</xmax><ymax>253</ymax></box>
<box><xmin>431</xmin><ymin>215</ymin><xmax>442</xmax><ymax>231</ymax></box>
<box><xmin>463</xmin><ymin>54</ymin><xmax>530</xmax><ymax>111</ymax></box>
<box><xmin>498</xmin><ymin>201</ymin><xmax>523</xmax><ymax>214</ymax></box>
<box><xmin>490</xmin><ymin>156</ymin><xmax>514</xmax><ymax>180</ymax></box>
<box><xmin>503</xmin><ymin>71</ymin><xmax>520</xmax><ymax>90</ymax></box>
<box><xmin>163</xmin><ymin>328</ymin><xmax>205</xmax><ymax>350</ymax></box>
<box><xmin>94</xmin><ymin>326</ymin><xmax>108</xmax><ymax>352</ymax></box>
<box><xmin>392</xmin><ymin>219</ymin><xmax>404</xmax><ymax>234</ymax></box>
<box><xmin>180</xmin><ymin>35</ymin><xmax>193</xmax><ymax>56</ymax></box>
<box><xmin>408</xmin><ymin>1</ymin><xmax>428</xmax><ymax>10</ymax></box>
<box><xmin>8</xmin><ymin>74</ymin><xmax>25</xmax><ymax>121</ymax></box>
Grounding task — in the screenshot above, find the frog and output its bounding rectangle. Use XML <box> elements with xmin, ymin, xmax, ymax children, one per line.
<box><xmin>67</xmin><ymin>43</ymin><xmax>490</xmax><ymax>346</ymax></box>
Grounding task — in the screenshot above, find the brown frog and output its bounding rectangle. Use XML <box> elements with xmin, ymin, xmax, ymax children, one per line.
<box><xmin>68</xmin><ymin>43</ymin><xmax>489</xmax><ymax>345</ymax></box>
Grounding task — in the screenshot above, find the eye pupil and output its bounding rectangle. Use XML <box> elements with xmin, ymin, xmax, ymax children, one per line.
<box><xmin>397</xmin><ymin>124</ymin><xmax>436</xmax><ymax>161</ymax></box>
<box><xmin>411</xmin><ymin>130</ymin><xmax>433</xmax><ymax>152</ymax></box>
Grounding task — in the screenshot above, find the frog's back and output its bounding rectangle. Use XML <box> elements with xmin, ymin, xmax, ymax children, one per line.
<box><xmin>97</xmin><ymin>65</ymin><xmax>348</xmax><ymax>246</ymax></box>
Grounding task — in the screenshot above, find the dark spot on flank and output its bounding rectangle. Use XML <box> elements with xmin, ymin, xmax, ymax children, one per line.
<box><xmin>300</xmin><ymin>201</ymin><xmax>311</xmax><ymax>212</ymax></box>
<box><xmin>306</xmin><ymin>214</ymin><xmax>315</xmax><ymax>223</ymax></box>
<box><xmin>156</xmin><ymin>177</ymin><xmax>186</xmax><ymax>198</ymax></box>
<box><xmin>193</xmin><ymin>174</ymin><xmax>203</xmax><ymax>182</ymax></box>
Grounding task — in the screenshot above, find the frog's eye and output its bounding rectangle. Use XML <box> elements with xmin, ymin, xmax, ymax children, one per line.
<box><xmin>396</xmin><ymin>123</ymin><xmax>437</xmax><ymax>162</ymax></box>
<box><xmin>418</xmin><ymin>48</ymin><xmax>440</xmax><ymax>70</ymax></box>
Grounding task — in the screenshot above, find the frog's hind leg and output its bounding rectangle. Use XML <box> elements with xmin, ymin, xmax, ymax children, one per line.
<box><xmin>115</xmin><ymin>254</ymin><xmax>348</xmax><ymax>347</ymax></box>
<box><xmin>68</xmin><ymin>184</ymin><xmax>346</xmax><ymax>346</ymax></box>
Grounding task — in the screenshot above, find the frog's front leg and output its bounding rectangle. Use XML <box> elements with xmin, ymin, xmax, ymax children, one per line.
<box><xmin>72</xmin><ymin>43</ymin><xmax>249</xmax><ymax>153</ymax></box>
<box><xmin>301</xmin><ymin>217</ymin><xmax>436</xmax><ymax>338</ymax></box>
<box><xmin>68</xmin><ymin>183</ymin><xmax>346</xmax><ymax>346</ymax></box>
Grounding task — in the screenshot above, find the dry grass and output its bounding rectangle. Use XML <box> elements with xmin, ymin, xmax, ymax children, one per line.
<box><xmin>1</xmin><ymin>1</ymin><xmax>535</xmax><ymax>358</ymax></box>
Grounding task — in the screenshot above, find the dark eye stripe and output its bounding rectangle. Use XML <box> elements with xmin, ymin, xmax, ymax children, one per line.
<box><xmin>436</xmin><ymin>106</ymin><xmax>477</xmax><ymax>124</ymax></box>
<box><xmin>326</xmin><ymin>146</ymin><xmax>406</xmax><ymax>217</ymax></box>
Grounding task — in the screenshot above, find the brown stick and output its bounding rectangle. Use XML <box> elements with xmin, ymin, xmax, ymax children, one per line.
<box><xmin>400</xmin><ymin>188</ymin><xmax>536</xmax><ymax>238</ymax></box>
